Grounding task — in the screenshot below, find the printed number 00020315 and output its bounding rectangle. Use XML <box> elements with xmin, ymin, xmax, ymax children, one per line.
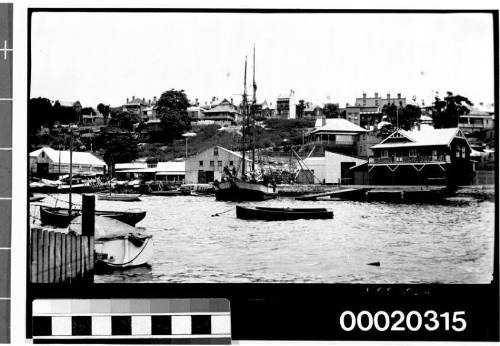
<box><xmin>339</xmin><ymin>310</ymin><xmax>467</xmax><ymax>332</ymax></box>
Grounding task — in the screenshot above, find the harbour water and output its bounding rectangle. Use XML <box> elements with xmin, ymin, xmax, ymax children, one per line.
<box><xmin>31</xmin><ymin>191</ymin><xmax>495</xmax><ymax>284</ymax></box>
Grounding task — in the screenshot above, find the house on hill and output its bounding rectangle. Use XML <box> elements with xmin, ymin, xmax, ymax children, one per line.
<box><xmin>368</xmin><ymin>125</ymin><xmax>473</xmax><ymax>186</ymax></box>
<box><xmin>201</xmin><ymin>99</ymin><xmax>240</xmax><ymax>125</ymax></box>
<box><xmin>307</xmin><ymin>118</ymin><xmax>367</xmax><ymax>156</ymax></box>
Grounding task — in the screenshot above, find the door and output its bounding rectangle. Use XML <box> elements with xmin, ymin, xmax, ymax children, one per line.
<box><xmin>340</xmin><ymin>162</ymin><xmax>356</xmax><ymax>185</ymax></box>
<box><xmin>198</xmin><ymin>170</ymin><xmax>215</xmax><ymax>183</ymax></box>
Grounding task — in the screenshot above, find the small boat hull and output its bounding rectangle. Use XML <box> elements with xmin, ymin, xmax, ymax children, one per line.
<box><xmin>236</xmin><ymin>205</ymin><xmax>333</xmax><ymax>221</ymax></box>
<box><xmin>29</xmin><ymin>196</ymin><xmax>46</xmax><ymax>202</ymax></box>
<box><xmin>95</xmin><ymin>234</ymin><xmax>153</xmax><ymax>268</ymax></box>
<box><xmin>216</xmin><ymin>180</ymin><xmax>277</xmax><ymax>201</ymax></box>
<box><xmin>98</xmin><ymin>194</ymin><xmax>141</xmax><ymax>202</ymax></box>
<box><xmin>39</xmin><ymin>206</ymin><xmax>146</xmax><ymax>227</ymax></box>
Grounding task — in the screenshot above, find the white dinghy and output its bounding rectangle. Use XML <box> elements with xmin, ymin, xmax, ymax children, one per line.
<box><xmin>69</xmin><ymin>216</ymin><xmax>153</xmax><ymax>268</ymax></box>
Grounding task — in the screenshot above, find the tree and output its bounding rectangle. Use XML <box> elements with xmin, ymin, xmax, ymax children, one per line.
<box><xmin>296</xmin><ymin>100</ymin><xmax>305</xmax><ymax>118</ymax></box>
<box><xmin>156</xmin><ymin>89</ymin><xmax>191</xmax><ymax>143</ymax></box>
<box><xmin>323</xmin><ymin>103</ymin><xmax>340</xmax><ymax>118</ymax></box>
<box><xmin>399</xmin><ymin>104</ymin><xmax>422</xmax><ymax>130</ymax></box>
<box><xmin>377</xmin><ymin>123</ymin><xmax>395</xmax><ymax>139</ymax></box>
<box><xmin>108</xmin><ymin>111</ymin><xmax>140</xmax><ymax>132</ymax></box>
<box><xmin>95</xmin><ymin>131</ymin><xmax>139</xmax><ymax>165</ymax></box>
<box><xmin>97</xmin><ymin>103</ymin><xmax>111</xmax><ymax>124</ymax></box>
<box><xmin>382</xmin><ymin>103</ymin><xmax>398</xmax><ymax>125</ymax></box>
<box><xmin>432</xmin><ymin>91</ymin><xmax>473</xmax><ymax>128</ymax></box>
<box><xmin>28</xmin><ymin>97</ymin><xmax>53</xmax><ymax>131</ymax></box>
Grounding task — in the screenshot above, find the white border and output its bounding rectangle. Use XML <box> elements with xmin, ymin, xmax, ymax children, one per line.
<box><xmin>11</xmin><ymin>1</ymin><xmax>500</xmax><ymax>345</ymax></box>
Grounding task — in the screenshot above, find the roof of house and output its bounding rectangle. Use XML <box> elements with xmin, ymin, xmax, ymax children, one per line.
<box><xmin>203</xmin><ymin>102</ymin><xmax>239</xmax><ymax>114</ymax></box>
<box><xmin>311</xmin><ymin>118</ymin><xmax>367</xmax><ymax>134</ymax></box>
<box><xmin>371</xmin><ymin>127</ymin><xmax>469</xmax><ymax>149</ymax></box>
<box><xmin>125</xmin><ymin>98</ymin><xmax>149</xmax><ymax>106</ymax></box>
<box><xmin>30</xmin><ymin>147</ymin><xmax>106</xmax><ymax>166</ymax></box>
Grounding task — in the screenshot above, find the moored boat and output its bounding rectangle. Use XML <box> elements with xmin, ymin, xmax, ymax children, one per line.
<box><xmin>236</xmin><ymin>205</ymin><xmax>333</xmax><ymax>221</ymax></box>
<box><xmin>215</xmin><ymin>179</ymin><xmax>277</xmax><ymax>201</ymax></box>
<box><xmin>29</xmin><ymin>196</ymin><xmax>45</xmax><ymax>202</ymax></box>
<box><xmin>69</xmin><ymin>216</ymin><xmax>153</xmax><ymax>268</ymax></box>
<box><xmin>40</xmin><ymin>205</ymin><xmax>146</xmax><ymax>228</ymax></box>
<box><xmin>98</xmin><ymin>193</ymin><xmax>141</xmax><ymax>202</ymax></box>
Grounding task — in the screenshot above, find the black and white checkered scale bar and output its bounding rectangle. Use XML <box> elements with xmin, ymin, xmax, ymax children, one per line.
<box><xmin>32</xmin><ymin>298</ymin><xmax>231</xmax><ymax>344</ymax></box>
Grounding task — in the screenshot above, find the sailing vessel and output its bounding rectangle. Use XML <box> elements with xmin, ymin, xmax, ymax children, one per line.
<box><xmin>215</xmin><ymin>47</ymin><xmax>277</xmax><ymax>202</ymax></box>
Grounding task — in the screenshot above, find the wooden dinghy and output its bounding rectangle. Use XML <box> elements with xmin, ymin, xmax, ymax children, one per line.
<box><xmin>39</xmin><ymin>205</ymin><xmax>146</xmax><ymax>228</ymax></box>
<box><xmin>98</xmin><ymin>193</ymin><xmax>141</xmax><ymax>202</ymax></box>
<box><xmin>236</xmin><ymin>205</ymin><xmax>333</xmax><ymax>221</ymax></box>
<box><xmin>69</xmin><ymin>216</ymin><xmax>153</xmax><ymax>268</ymax></box>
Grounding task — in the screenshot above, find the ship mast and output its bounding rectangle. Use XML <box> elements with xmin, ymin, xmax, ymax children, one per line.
<box><xmin>251</xmin><ymin>44</ymin><xmax>257</xmax><ymax>172</ymax></box>
<box><xmin>241</xmin><ymin>56</ymin><xmax>248</xmax><ymax>176</ymax></box>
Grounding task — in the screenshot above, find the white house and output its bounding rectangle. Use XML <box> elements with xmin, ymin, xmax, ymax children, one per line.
<box><xmin>298</xmin><ymin>151</ymin><xmax>367</xmax><ymax>184</ymax></box>
<box><xmin>30</xmin><ymin>147</ymin><xmax>107</xmax><ymax>178</ymax></box>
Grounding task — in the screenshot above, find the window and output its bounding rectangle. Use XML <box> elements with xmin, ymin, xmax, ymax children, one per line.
<box><xmin>199</xmin><ymin>161</ymin><xmax>203</xmax><ymax>167</ymax></box>
<box><xmin>218</xmin><ymin>160</ymin><xmax>222</xmax><ymax>167</ymax></box>
<box><xmin>409</xmin><ymin>149</ymin><xmax>417</xmax><ymax>157</ymax></box>
<box><xmin>382</xmin><ymin>150</ymin><xmax>389</xmax><ymax>158</ymax></box>
<box><xmin>214</xmin><ymin>148</ymin><xmax>219</xmax><ymax>156</ymax></box>
<box><xmin>229</xmin><ymin>160</ymin><xmax>234</xmax><ymax>166</ymax></box>
<box><xmin>461</xmin><ymin>147</ymin><xmax>466</xmax><ymax>157</ymax></box>
<box><xmin>210</xmin><ymin>161</ymin><xmax>214</xmax><ymax>167</ymax></box>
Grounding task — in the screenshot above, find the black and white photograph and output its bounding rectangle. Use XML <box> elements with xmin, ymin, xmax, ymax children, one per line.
<box><xmin>27</xmin><ymin>9</ymin><xmax>495</xmax><ymax>289</ymax></box>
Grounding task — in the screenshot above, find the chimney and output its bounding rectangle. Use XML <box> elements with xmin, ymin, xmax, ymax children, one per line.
<box><xmin>397</xmin><ymin>93</ymin><xmax>401</xmax><ymax>99</ymax></box>
<box><xmin>363</xmin><ymin>92</ymin><xmax>366</xmax><ymax>99</ymax></box>
<box><xmin>126</xmin><ymin>97</ymin><xmax>129</xmax><ymax>103</ymax></box>
<box><xmin>153</xmin><ymin>96</ymin><xmax>157</xmax><ymax>102</ymax></box>
<box><xmin>375</xmin><ymin>92</ymin><xmax>378</xmax><ymax>98</ymax></box>
<box><xmin>143</xmin><ymin>97</ymin><xmax>145</xmax><ymax>102</ymax></box>
<box><xmin>387</xmin><ymin>93</ymin><xmax>390</xmax><ymax>100</ymax></box>
<box><xmin>230</xmin><ymin>97</ymin><xmax>233</xmax><ymax>105</ymax></box>
<box><xmin>417</xmin><ymin>123</ymin><xmax>421</xmax><ymax>131</ymax></box>
<box><xmin>132</xmin><ymin>96</ymin><xmax>135</xmax><ymax>101</ymax></box>
<box><xmin>322</xmin><ymin>117</ymin><xmax>326</xmax><ymax>127</ymax></box>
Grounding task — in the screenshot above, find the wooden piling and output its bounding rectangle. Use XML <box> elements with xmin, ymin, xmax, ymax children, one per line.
<box><xmin>82</xmin><ymin>194</ymin><xmax>95</xmax><ymax>237</ymax></box>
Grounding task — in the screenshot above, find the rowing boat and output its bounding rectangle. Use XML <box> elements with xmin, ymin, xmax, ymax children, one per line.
<box><xmin>39</xmin><ymin>205</ymin><xmax>146</xmax><ymax>228</ymax></box>
<box><xmin>236</xmin><ymin>205</ymin><xmax>333</xmax><ymax>221</ymax></box>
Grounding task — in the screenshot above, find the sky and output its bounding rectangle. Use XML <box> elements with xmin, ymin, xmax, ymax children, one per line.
<box><xmin>30</xmin><ymin>11</ymin><xmax>495</xmax><ymax>109</ymax></box>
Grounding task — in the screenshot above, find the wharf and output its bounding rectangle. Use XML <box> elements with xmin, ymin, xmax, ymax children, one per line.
<box><xmin>295</xmin><ymin>185</ymin><xmax>450</xmax><ymax>202</ymax></box>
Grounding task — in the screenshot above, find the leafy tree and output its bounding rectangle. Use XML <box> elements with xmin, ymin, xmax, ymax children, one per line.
<box><xmin>382</xmin><ymin>103</ymin><xmax>398</xmax><ymax>125</ymax></box>
<box><xmin>296</xmin><ymin>100</ymin><xmax>305</xmax><ymax>118</ymax></box>
<box><xmin>28</xmin><ymin>97</ymin><xmax>53</xmax><ymax>132</ymax></box>
<box><xmin>323</xmin><ymin>103</ymin><xmax>340</xmax><ymax>118</ymax></box>
<box><xmin>432</xmin><ymin>91</ymin><xmax>473</xmax><ymax>128</ymax></box>
<box><xmin>97</xmin><ymin>103</ymin><xmax>111</xmax><ymax>124</ymax></box>
<box><xmin>399</xmin><ymin>104</ymin><xmax>422</xmax><ymax>130</ymax></box>
<box><xmin>108</xmin><ymin>110</ymin><xmax>140</xmax><ymax>132</ymax></box>
<box><xmin>156</xmin><ymin>89</ymin><xmax>191</xmax><ymax>143</ymax></box>
<box><xmin>95</xmin><ymin>131</ymin><xmax>139</xmax><ymax>166</ymax></box>
<box><xmin>377</xmin><ymin>123</ymin><xmax>395</xmax><ymax>139</ymax></box>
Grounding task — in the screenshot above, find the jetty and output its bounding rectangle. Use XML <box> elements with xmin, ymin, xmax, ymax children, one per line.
<box><xmin>296</xmin><ymin>185</ymin><xmax>450</xmax><ymax>202</ymax></box>
<box><xmin>296</xmin><ymin>188</ymin><xmax>368</xmax><ymax>201</ymax></box>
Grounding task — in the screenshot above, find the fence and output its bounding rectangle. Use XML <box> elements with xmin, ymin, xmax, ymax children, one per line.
<box><xmin>30</xmin><ymin>194</ymin><xmax>96</xmax><ymax>284</ymax></box>
<box><xmin>30</xmin><ymin>228</ymin><xmax>94</xmax><ymax>284</ymax></box>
